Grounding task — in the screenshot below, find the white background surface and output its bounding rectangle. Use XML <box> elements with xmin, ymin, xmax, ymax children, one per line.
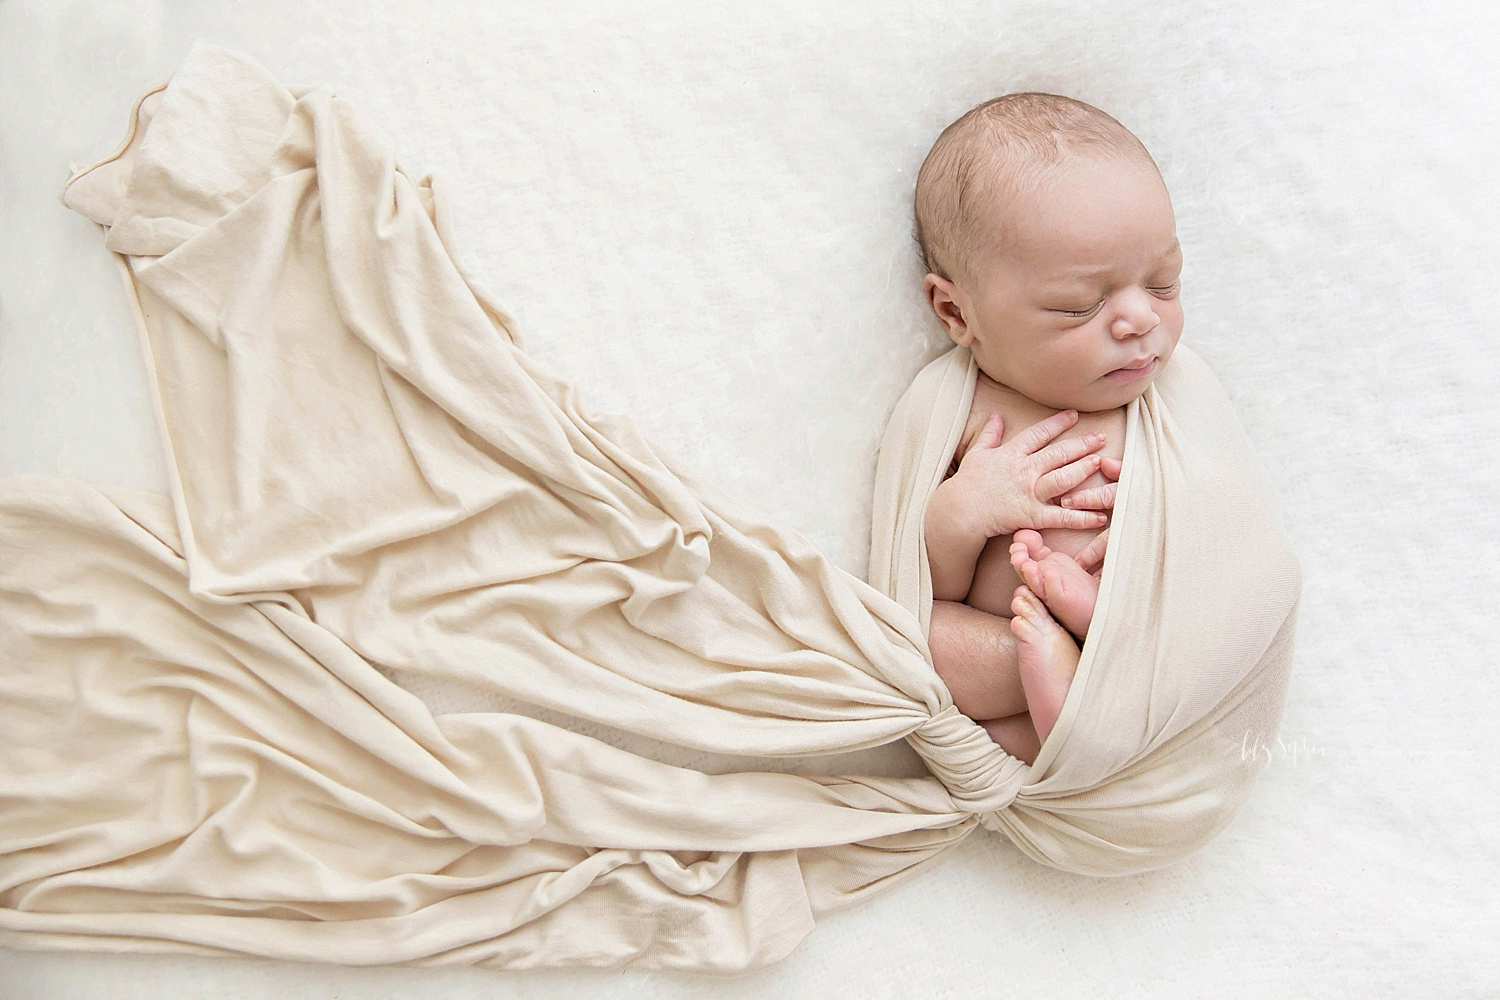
<box><xmin>2</xmin><ymin>1</ymin><xmax>1498</xmax><ymax>996</ymax></box>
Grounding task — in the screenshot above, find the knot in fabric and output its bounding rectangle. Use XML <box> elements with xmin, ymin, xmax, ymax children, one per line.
<box><xmin>906</xmin><ymin>706</ymin><xmax>1028</xmax><ymax>817</ymax></box>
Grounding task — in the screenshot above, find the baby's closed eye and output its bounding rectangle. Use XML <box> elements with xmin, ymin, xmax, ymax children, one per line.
<box><xmin>1051</xmin><ymin>281</ymin><xmax>1181</xmax><ymax>318</ymax></box>
<box><xmin>1055</xmin><ymin>300</ymin><xmax>1105</xmax><ymax>318</ymax></box>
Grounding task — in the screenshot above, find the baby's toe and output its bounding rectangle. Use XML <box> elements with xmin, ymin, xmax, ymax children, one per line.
<box><xmin>1013</xmin><ymin>529</ymin><xmax>1045</xmax><ymax>557</ymax></box>
<box><xmin>1020</xmin><ymin>559</ymin><xmax>1047</xmax><ymax>597</ymax></box>
<box><xmin>1010</xmin><ymin>585</ymin><xmax>1049</xmax><ymax>624</ymax></box>
<box><xmin>1010</xmin><ymin>584</ymin><xmax>1034</xmax><ymax>620</ymax></box>
<box><xmin>1009</xmin><ymin>542</ymin><xmax>1033</xmax><ymax>574</ymax></box>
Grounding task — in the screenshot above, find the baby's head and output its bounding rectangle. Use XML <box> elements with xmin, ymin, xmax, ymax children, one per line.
<box><xmin>914</xmin><ymin>94</ymin><xmax>1183</xmax><ymax>412</ymax></box>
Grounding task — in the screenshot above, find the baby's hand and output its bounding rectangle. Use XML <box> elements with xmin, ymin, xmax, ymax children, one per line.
<box><xmin>1074</xmin><ymin>526</ymin><xmax>1110</xmax><ymax>579</ymax></box>
<box><xmin>952</xmin><ymin>410</ymin><xmax>1111</xmax><ymax>538</ymax></box>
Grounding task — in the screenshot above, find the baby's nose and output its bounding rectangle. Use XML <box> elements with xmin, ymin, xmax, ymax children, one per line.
<box><xmin>1110</xmin><ymin>288</ymin><xmax>1160</xmax><ymax>338</ymax></box>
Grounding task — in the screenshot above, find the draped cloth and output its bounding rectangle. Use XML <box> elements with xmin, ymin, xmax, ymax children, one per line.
<box><xmin>0</xmin><ymin>44</ymin><xmax>1301</xmax><ymax>971</ymax></box>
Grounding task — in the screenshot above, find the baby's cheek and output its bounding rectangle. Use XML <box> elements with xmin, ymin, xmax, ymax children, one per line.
<box><xmin>1064</xmin><ymin>339</ymin><xmax>1106</xmax><ymax>370</ymax></box>
<box><xmin>1161</xmin><ymin>302</ymin><xmax>1186</xmax><ymax>343</ymax></box>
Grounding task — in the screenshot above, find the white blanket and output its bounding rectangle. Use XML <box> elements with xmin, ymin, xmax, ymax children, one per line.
<box><xmin>2</xmin><ymin>1</ymin><xmax>1495</xmax><ymax>995</ymax></box>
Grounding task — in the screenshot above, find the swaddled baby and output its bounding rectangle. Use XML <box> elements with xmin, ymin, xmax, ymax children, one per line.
<box><xmin>915</xmin><ymin>94</ymin><xmax>1184</xmax><ymax>763</ymax></box>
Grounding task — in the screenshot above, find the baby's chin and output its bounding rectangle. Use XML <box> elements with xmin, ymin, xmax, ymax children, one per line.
<box><xmin>1087</xmin><ymin>377</ymin><xmax>1159</xmax><ymax>411</ymax></box>
<box><xmin>1030</xmin><ymin>365</ymin><xmax>1166</xmax><ymax>413</ymax></box>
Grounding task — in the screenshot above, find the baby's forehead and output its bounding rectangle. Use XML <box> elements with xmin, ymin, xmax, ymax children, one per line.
<box><xmin>969</xmin><ymin>165</ymin><xmax>1178</xmax><ymax>274</ymax></box>
<box><xmin>967</xmin><ymin>148</ymin><xmax>1164</xmax><ymax>228</ymax></box>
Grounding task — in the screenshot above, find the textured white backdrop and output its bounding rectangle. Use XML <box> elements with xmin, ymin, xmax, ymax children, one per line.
<box><xmin>2</xmin><ymin>1</ymin><xmax>1497</xmax><ymax>996</ymax></box>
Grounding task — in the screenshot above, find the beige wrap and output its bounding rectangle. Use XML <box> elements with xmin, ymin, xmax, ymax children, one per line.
<box><xmin>0</xmin><ymin>44</ymin><xmax>1301</xmax><ymax>971</ymax></box>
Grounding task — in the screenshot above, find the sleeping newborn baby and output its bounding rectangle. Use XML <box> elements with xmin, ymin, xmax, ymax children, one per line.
<box><xmin>914</xmin><ymin>93</ymin><xmax>1184</xmax><ymax>763</ymax></box>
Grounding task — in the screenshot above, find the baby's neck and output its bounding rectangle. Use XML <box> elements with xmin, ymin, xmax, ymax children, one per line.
<box><xmin>976</xmin><ymin>369</ymin><xmax>1040</xmax><ymax>407</ymax></box>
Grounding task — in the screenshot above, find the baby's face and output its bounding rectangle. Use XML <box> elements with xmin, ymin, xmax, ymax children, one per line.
<box><xmin>926</xmin><ymin>154</ymin><xmax>1184</xmax><ymax>412</ymax></box>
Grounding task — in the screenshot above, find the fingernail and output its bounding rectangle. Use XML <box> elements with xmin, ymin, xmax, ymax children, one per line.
<box><xmin>1061</xmin><ymin>497</ymin><xmax>1073</xmax><ymax>507</ymax></box>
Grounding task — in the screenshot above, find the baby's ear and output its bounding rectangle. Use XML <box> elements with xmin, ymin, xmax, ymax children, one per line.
<box><xmin>924</xmin><ymin>273</ymin><xmax>971</xmax><ymax>345</ymax></box>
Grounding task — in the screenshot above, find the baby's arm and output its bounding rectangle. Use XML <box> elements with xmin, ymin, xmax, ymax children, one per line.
<box><xmin>925</xmin><ymin>483</ymin><xmax>990</xmax><ymax>602</ymax></box>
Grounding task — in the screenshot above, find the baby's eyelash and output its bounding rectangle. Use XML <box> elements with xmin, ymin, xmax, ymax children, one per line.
<box><xmin>1056</xmin><ymin>281</ymin><xmax>1179</xmax><ymax>317</ymax></box>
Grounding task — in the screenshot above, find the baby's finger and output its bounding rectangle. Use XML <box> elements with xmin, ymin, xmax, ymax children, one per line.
<box><xmin>1034</xmin><ymin>505</ymin><xmax>1109</xmax><ymax>532</ymax></box>
<box><xmin>973</xmin><ymin>412</ymin><xmax>1006</xmax><ymax>450</ymax></box>
<box><xmin>1100</xmin><ymin>456</ymin><xmax>1123</xmax><ymax>481</ymax></box>
<box><xmin>1012</xmin><ymin>409</ymin><xmax>1080</xmax><ymax>454</ymax></box>
<box><xmin>1075</xmin><ymin>527</ymin><xmax>1110</xmax><ymax>573</ymax></box>
<box><xmin>1059</xmin><ymin>482</ymin><xmax>1118</xmax><ymax>511</ymax></box>
<box><xmin>1036</xmin><ymin>453</ymin><xmax>1102</xmax><ymax>501</ymax></box>
<box><xmin>1030</xmin><ymin>430</ymin><xmax>1106</xmax><ymax>474</ymax></box>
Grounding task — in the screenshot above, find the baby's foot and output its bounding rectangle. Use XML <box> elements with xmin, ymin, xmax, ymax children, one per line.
<box><xmin>1009</xmin><ymin>585</ymin><xmax>1081</xmax><ymax>745</ymax></box>
<box><xmin>1009</xmin><ymin>529</ymin><xmax>1100</xmax><ymax>639</ymax></box>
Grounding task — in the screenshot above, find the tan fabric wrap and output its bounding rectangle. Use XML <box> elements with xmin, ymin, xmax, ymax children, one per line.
<box><xmin>0</xmin><ymin>44</ymin><xmax>1300</xmax><ymax>971</ymax></box>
